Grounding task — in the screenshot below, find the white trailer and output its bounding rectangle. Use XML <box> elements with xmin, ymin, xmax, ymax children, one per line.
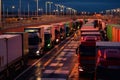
<box><xmin>0</xmin><ymin>34</ymin><xmax>23</xmax><ymax>80</ymax></box>
<box><xmin>3</xmin><ymin>32</ymin><xmax>29</xmax><ymax>64</ymax></box>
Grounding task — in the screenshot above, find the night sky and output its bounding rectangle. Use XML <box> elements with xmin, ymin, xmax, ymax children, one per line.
<box><xmin>2</xmin><ymin>0</ymin><xmax>120</xmax><ymax>13</ymax></box>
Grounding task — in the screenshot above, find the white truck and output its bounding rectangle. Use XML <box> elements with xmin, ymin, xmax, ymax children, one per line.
<box><xmin>0</xmin><ymin>34</ymin><xmax>24</xmax><ymax>80</ymax></box>
<box><xmin>41</xmin><ymin>25</ymin><xmax>55</xmax><ymax>50</ymax></box>
<box><xmin>24</xmin><ymin>27</ymin><xmax>44</xmax><ymax>57</ymax></box>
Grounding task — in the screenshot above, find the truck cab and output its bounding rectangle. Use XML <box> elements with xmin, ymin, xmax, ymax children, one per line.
<box><xmin>24</xmin><ymin>27</ymin><xmax>44</xmax><ymax>58</ymax></box>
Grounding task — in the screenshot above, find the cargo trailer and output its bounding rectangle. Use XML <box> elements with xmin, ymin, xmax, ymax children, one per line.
<box><xmin>0</xmin><ymin>34</ymin><xmax>23</xmax><ymax>80</ymax></box>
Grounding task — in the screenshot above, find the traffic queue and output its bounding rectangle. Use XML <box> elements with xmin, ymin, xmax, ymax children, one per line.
<box><xmin>76</xmin><ymin>19</ymin><xmax>120</xmax><ymax>80</ymax></box>
<box><xmin>0</xmin><ymin>19</ymin><xmax>83</xmax><ymax>80</ymax></box>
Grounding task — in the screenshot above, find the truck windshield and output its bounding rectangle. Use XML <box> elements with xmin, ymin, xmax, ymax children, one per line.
<box><xmin>28</xmin><ymin>32</ymin><xmax>39</xmax><ymax>45</ymax></box>
<box><xmin>45</xmin><ymin>34</ymin><xmax>51</xmax><ymax>40</ymax></box>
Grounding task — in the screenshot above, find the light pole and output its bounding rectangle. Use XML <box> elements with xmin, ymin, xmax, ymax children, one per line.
<box><xmin>60</xmin><ymin>5</ymin><xmax>65</xmax><ymax>15</ymax></box>
<box><xmin>46</xmin><ymin>1</ymin><xmax>53</xmax><ymax>15</ymax></box>
<box><xmin>28</xmin><ymin>1</ymin><xmax>29</xmax><ymax>18</ymax></box>
<box><xmin>38</xmin><ymin>8</ymin><xmax>43</xmax><ymax>15</ymax></box>
<box><xmin>67</xmin><ymin>7</ymin><xmax>72</xmax><ymax>15</ymax></box>
<box><xmin>55</xmin><ymin>4</ymin><xmax>59</xmax><ymax>15</ymax></box>
<box><xmin>7</xmin><ymin>8</ymin><xmax>9</xmax><ymax>17</ymax></box>
<box><xmin>0</xmin><ymin>0</ymin><xmax>1</xmax><ymax>29</ymax></box>
<box><xmin>36</xmin><ymin>0</ymin><xmax>39</xmax><ymax>16</ymax></box>
<box><xmin>19</xmin><ymin>0</ymin><xmax>21</xmax><ymax>18</ymax></box>
<box><xmin>45</xmin><ymin>2</ymin><xmax>47</xmax><ymax>15</ymax></box>
<box><xmin>12</xmin><ymin>5</ymin><xmax>15</xmax><ymax>17</ymax></box>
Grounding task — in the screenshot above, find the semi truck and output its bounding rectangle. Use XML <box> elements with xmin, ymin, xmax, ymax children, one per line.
<box><xmin>42</xmin><ymin>25</ymin><xmax>55</xmax><ymax>50</ymax></box>
<box><xmin>78</xmin><ymin>29</ymin><xmax>102</xmax><ymax>75</ymax></box>
<box><xmin>95</xmin><ymin>42</ymin><xmax>120</xmax><ymax>80</ymax></box>
<box><xmin>0</xmin><ymin>34</ymin><xmax>25</xmax><ymax>80</ymax></box>
<box><xmin>59</xmin><ymin>22</ymin><xmax>66</xmax><ymax>40</ymax></box>
<box><xmin>52</xmin><ymin>23</ymin><xmax>61</xmax><ymax>44</ymax></box>
<box><xmin>65</xmin><ymin>22</ymin><xmax>71</xmax><ymax>37</ymax></box>
<box><xmin>24</xmin><ymin>27</ymin><xmax>44</xmax><ymax>58</ymax></box>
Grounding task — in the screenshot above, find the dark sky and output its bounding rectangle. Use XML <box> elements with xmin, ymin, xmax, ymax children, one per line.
<box><xmin>2</xmin><ymin>0</ymin><xmax>120</xmax><ymax>12</ymax></box>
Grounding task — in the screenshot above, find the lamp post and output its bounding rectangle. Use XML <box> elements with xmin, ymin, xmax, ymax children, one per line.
<box><xmin>27</xmin><ymin>0</ymin><xmax>30</xmax><ymax>18</ymax></box>
<box><xmin>0</xmin><ymin>0</ymin><xmax>1</xmax><ymax>29</ymax></box>
<box><xmin>59</xmin><ymin>5</ymin><xmax>65</xmax><ymax>15</ymax></box>
<box><xmin>7</xmin><ymin>8</ymin><xmax>9</xmax><ymax>17</ymax></box>
<box><xmin>55</xmin><ymin>4</ymin><xmax>59</xmax><ymax>15</ymax></box>
<box><xmin>46</xmin><ymin>1</ymin><xmax>53</xmax><ymax>15</ymax></box>
<box><xmin>36</xmin><ymin>0</ymin><xmax>38</xmax><ymax>16</ymax></box>
<box><xmin>67</xmin><ymin>7</ymin><xmax>72</xmax><ymax>15</ymax></box>
<box><xmin>38</xmin><ymin>8</ymin><xmax>43</xmax><ymax>15</ymax></box>
<box><xmin>19</xmin><ymin>0</ymin><xmax>21</xmax><ymax>18</ymax></box>
<box><xmin>12</xmin><ymin>5</ymin><xmax>15</xmax><ymax>17</ymax></box>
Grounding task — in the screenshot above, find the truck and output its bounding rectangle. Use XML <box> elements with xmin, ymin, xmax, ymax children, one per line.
<box><xmin>0</xmin><ymin>34</ymin><xmax>24</xmax><ymax>80</ymax></box>
<box><xmin>65</xmin><ymin>22</ymin><xmax>71</xmax><ymax>37</ymax></box>
<box><xmin>95</xmin><ymin>42</ymin><xmax>120</xmax><ymax>80</ymax></box>
<box><xmin>42</xmin><ymin>25</ymin><xmax>55</xmax><ymax>50</ymax></box>
<box><xmin>24</xmin><ymin>27</ymin><xmax>44</xmax><ymax>58</ymax></box>
<box><xmin>78</xmin><ymin>31</ymin><xmax>102</xmax><ymax>75</ymax></box>
<box><xmin>52</xmin><ymin>23</ymin><xmax>61</xmax><ymax>44</ymax></box>
<box><xmin>58</xmin><ymin>22</ymin><xmax>66</xmax><ymax>40</ymax></box>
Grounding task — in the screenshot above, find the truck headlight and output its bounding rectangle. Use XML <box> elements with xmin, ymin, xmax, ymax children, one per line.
<box><xmin>47</xmin><ymin>44</ymin><xmax>50</xmax><ymax>47</ymax></box>
<box><xmin>36</xmin><ymin>51</ymin><xmax>40</xmax><ymax>56</ymax></box>
<box><xmin>56</xmin><ymin>39</ymin><xmax>59</xmax><ymax>42</ymax></box>
<box><xmin>79</xmin><ymin>66</ymin><xmax>84</xmax><ymax>71</ymax></box>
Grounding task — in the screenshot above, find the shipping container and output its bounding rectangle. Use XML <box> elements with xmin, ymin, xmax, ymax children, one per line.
<box><xmin>106</xmin><ymin>24</ymin><xmax>120</xmax><ymax>42</ymax></box>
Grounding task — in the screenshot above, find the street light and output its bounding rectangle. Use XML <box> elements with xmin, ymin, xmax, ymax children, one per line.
<box><xmin>27</xmin><ymin>1</ymin><xmax>30</xmax><ymax>18</ymax></box>
<box><xmin>12</xmin><ymin>5</ymin><xmax>15</xmax><ymax>17</ymax></box>
<box><xmin>45</xmin><ymin>1</ymin><xmax>53</xmax><ymax>15</ymax></box>
<box><xmin>0</xmin><ymin>0</ymin><xmax>1</xmax><ymax>27</ymax></box>
<box><xmin>66</xmin><ymin>7</ymin><xmax>72</xmax><ymax>15</ymax></box>
<box><xmin>38</xmin><ymin>8</ymin><xmax>43</xmax><ymax>15</ymax></box>
<box><xmin>59</xmin><ymin>5</ymin><xmax>65</xmax><ymax>15</ymax></box>
<box><xmin>55</xmin><ymin>4</ymin><xmax>59</xmax><ymax>15</ymax></box>
<box><xmin>19</xmin><ymin>0</ymin><xmax>21</xmax><ymax>17</ymax></box>
<box><xmin>36</xmin><ymin>0</ymin><xmax>39</xmax><ymax>16</ymax></box>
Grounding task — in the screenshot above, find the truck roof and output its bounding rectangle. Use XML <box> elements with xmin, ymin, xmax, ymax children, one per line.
<box><xmin>96</xmin><ymin>42</ymin><xmax>120</xmax><ymax>47</ymax></box>
<box><xmin>81</xmin><ymin>27</ymin><xmax>99</xmax><ymax>32</ymax></box>
<box><xmin>81</xmin><ymin>32</ymin><xmax>101</xmax><ymax>36</ymax></box>
<box><xmin>40</xmin><ymin>25</ymin><xmax>52</xmax><ymax>29</ymax></box>
<box><xmin>0</xmin><ymin>34</ymin><xmax>19</xmax><ymax>39</ymax></box>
